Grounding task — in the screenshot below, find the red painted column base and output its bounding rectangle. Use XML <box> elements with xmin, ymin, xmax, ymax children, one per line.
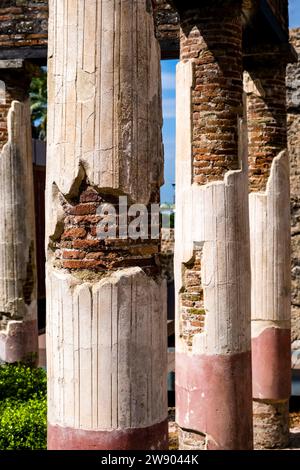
<box><xmin>252</xmin><ymin>327</ymin><xmax>291</xmax><ymax>399</ymax></box>
<box><xmin>47</xmin><ymin>419</ymin><xmax>169</xmax><ymax>450</ymax></box>
<box><xmin>252</xmin><ymin>327</ymin><xmax>291</xmax><ymax>448</ymax></box>
<box><xmin>176</xmin><ymin>351</ymin><xmax>253</xmax><ymax>450</ymax></box>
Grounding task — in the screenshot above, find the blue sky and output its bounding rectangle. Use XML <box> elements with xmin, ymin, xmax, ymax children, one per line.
<box><xmin>160</xmin><ymin>0</ymin><xmax>300</xmax><ymax>203</ymax></box>
<box><xmin>289</xmin><ymin>0</ymin><xmax>300</xmax><ymax>28</ymax></box>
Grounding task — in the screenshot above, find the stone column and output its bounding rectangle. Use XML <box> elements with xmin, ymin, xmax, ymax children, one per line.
<box><xmin>0</xmin><ymin>66</ymin><xmax>38</xmax><ymax>364</ymax></box>
<box><xmin>245</xmin><ymin>61</ymin><xmax>291</xmax><ymax>448</ymax></box>
<box><xmin>46</xmin><ymin>0</ymin><xmax>167</xmax><ymax>450</ymax></box>
<box><xmin>175</xmin><ymin>0</ymin><xmax>253</xmax><ymax>450</ymax></box>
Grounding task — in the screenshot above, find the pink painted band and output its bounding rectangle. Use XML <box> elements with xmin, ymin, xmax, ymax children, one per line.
<box><xmin>48</xmin><ymin>419</ymin><xmax>168</xmax><ymax>450</ymax></box>
<box><xmin>252</xmin><ymin>327</ymin><xmax>291</xmax><ymax>400</ymax></box>
<box><xmin>176</xmin><ymin>351</ymin><xmax>253</xmax><ymax>450</ymax></box>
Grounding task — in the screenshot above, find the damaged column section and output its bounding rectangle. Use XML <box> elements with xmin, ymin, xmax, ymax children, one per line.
<box><xmin>175</xmin><ymin>0</ymin><xmax>253</xmax><ymax>450</ymax></box>
<box><xmin>46</xmin><ymin>0</ymin><xmax>167</xmax><ymax>450</ymax></box>
<box><xmin>245</xmin><ymin>60</ymin><xmax>291</xmax><ymax>448</ymax></box>
<box><xmin>0</xmin><ymin>64</ymin><xmax>38</xmax><ymax>364</ymax></box>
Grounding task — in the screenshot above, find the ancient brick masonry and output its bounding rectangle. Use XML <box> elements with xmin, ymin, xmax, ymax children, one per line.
<box><xmin>0</xmin><ymin>65</ymin><xmax>38</xmax><ymax>363</ymax></box>
<box><xmin>287</xmin><ymin>29</ymin><xmax>300</xmax><ymax>353</ymax></box>
<box><xmin>0</xmin><ymin>1</ymin><xmax>48</xmax><ymax>49</ymax></box>
<box><xmin>175</xmin><ymin>0</ymin><xmax>253</xmax><ymax>450</ymax></box>
<box><xmin>245</xmin><ymin>65</ymin><xmax>287</xmax><ymax>192</ymax></box>
<box><xmin>52</xmin><ymin>184</ymin><xmax>160</xmax><ymax>275</ymax></box>
<box><xmin>180</xmin><ymin>4</ymin><xmax>243</xmax><ymax>184</ymax></box>
<box><xmin>179</xmin><ymin>250</ymin><xmax>204</xmax><ymax>347</ymax></box>
<box><xmin>46</xmin><ymin>0</ymin><xmax>168</xmax><ymax>451</ymax></box>
<box><xmin>245</xmin><ymin>52</ymin><xmax>291</xmax><ymax>448</ymax></box>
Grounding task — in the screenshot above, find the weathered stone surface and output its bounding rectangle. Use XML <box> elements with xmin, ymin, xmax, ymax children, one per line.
<box><xmin>0</xmin><ymin>97</ymin><xmax>38</xmax><ymax>363</ymax></box>
<box><xmin>47</xmin><ymin>267</ymin><xmax>167</xmax><ymax>432</ymax></box>
<box><xmin>287</xmin><ymin>29</ymin><xmax>300</xmax><ymax>110</ymax></box>
<box><xmin>249</xmin><ymin>151</ymin><xmax>291</xmax><ymax>325</ymax></box>
<box><xmin>253</xmin><ymin>399</ymin><xmax>290</xmax><ymax>449</ymax></box>
<box><xmin>46</xmin><ymin>0</ymin><xmax>163</xmax><ymax>213</ymax></box>
<box><xmin>46</xmin><ymin>0</ymin><xmax>167</xmax><ymax>450</ymax></box>
<box><xmin>178</xmin><ymin>428</ymin><xmax>206</xmax><ymax>451</ymax></box>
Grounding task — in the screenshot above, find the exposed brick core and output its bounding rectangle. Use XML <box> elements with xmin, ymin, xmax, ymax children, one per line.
<box><xmin>180</xmin><ymin>1</ymin><xmax>243</xmax><ymax>185</ymax></box>
<box><xmin>245</xmin><ymin>64</ymin><xmax>287</xmax><ymax>192</ymax></box>
<box><xmin>51</xmin><ymin>181</ymin><xmax>160</xmax><ymax>278</ymax></box>
<box><xmin>0</xmin><ymin>1</ymin><xmax>48</xmax><ymax>49</ymax></box>
<box><xmin>179</xmin><ymin>249</ymin><xmax>205</xmax><ymax>348</ymax></box>
<box><xmin>0</xmin><ymin>73</ymin><xmax>28</xmax><ymax>150</ymax></box>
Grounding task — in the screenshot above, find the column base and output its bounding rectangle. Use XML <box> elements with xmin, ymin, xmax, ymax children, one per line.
<box><xmin>47</xmin><ymin>420</ymin><xmax>169</xmax><ymax>450</ymax></box>
<box><xmin>178</xmin><ymin>428</ymin><xmax>206</xmax><ymax>450</ymax></box>
<box><xmin>0</xmin><ymin>319</ymin><xmax>38</xmax><ymax>364</ymax></box>
<box><xmin>176</xmin><ymin>351</ymin><xmax>253</xmax><ymax>450</ymax></box>
<box><xmin>252</xmin><ymin>327</ymin><xmax>291</xmax><ymax>399</ymax></box>
<box><xmin>253</xmin><ymin>399</ymin><xmax>290</xmax><ymax>449</ymax></box>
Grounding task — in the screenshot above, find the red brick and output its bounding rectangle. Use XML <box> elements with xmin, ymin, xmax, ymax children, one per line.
<box><xmin>62</xmin><ymin>250</ymin><xmax>86</xmax><ymax>259</ymax></box>
<box><xmin>62</xmin><ymin>227</ymin><xmax>86</xmax><ymax>240</ymax></box>
<box><xmin>80</xmin><ymin>189</ymin><xmax>102</xmax><ymax>203</ymax></box>
<box><xmin>62</xmin><ymin>260</ymin><xmax>106</xmax><ymax>270</ymax></box>
<box><xmin>72</xmin><ymin>239</ymin><xmax>100</xmax><ymax>249</ymax></box>
<box><xmin>66</xmin><ymin>203</ymin><xmax>97</xmax><ymax>216</ymax></box>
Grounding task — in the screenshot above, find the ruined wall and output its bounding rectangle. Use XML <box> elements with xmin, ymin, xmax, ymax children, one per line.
<box><xmin>0</xmin><ymin>0</ymin><xmax>48</xmax><ymax>49</ymax></box>
<box><xmin>287</xmin><ymin>28</ymin><xmax>300</xmax><ymax>347</ymax></box>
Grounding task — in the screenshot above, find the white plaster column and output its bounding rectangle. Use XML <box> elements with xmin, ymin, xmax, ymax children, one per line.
<box><xmin>46</xmin><ymin>0</ymin><xmax>167</xmax><ymax>450</ymax></box>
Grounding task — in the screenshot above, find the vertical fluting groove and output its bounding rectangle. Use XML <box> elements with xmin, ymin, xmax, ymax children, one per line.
<box><xmin>0</xmin><ymin>96</ymin><xmax>37</xmax><ymax>362</ymax></box>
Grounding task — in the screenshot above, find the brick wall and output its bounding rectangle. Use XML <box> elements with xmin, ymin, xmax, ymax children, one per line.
<box><xmin>0</xmin><ymin>0</ymin><xmax>48</xmax><ymax>48</ymax></box>
<box><xmin>180</xmin><ymin>0</ymin><xmax>243</xmax><ymax>185</ymax></box>
<box><xmin>51</xmin><ymin>181</ymin><xmax>160</xmax><ymax>279</ymax></box>
<box><xmin>287</xmin><ymin>28</ymin><xmax>300</xmax><ymax>345</ymax></box>
<box><xmin>245</xmin><ymin>63</ymin><xmax>287</xmax><ymax>192</ymax></box>
<box><xmin>179</xmin><ymin>249</ymin><xmax>205</xmax><ymax>349</ymax></box>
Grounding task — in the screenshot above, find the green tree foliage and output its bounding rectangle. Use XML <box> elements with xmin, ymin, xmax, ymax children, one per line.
<box><xmin>30</xmin><ymin>67</ymin><xmax>47</xmax><ymax>141</ymax></box>
<box><xmin>0</xmin><ymin>364</ymin><xmax>47</xmax><ymax>449</ymax></box>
